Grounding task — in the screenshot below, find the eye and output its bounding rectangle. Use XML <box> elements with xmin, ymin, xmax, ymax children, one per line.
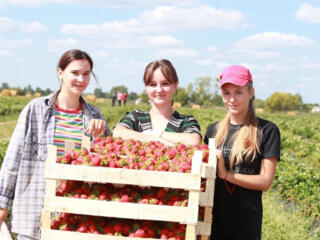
<box><xmin>148</xmin><ymin>83</ymin><xmax>157</xmax><ymax>87</ymax></box>
<box><xmin>161</xmin><ymin>82</ymin><xmax>170</xmax><ymax>86</ymax></box>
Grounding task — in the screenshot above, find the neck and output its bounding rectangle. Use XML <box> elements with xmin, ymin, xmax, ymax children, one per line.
<box><xmin>149</xmin><ymin>104</ymin><xmax>173</xmax><ymax>119</ymax></box>
<box><xmin>56</xmin><ymin>89</ymin><xmax>81</xmax><ymax>110</ymax></box>
<box><xmin>229</xmin><ymin>112</ymin><xmax>247</xmax><ymax>125</ymax></box>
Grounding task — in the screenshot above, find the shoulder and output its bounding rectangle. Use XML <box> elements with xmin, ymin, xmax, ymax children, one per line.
<box><xmin>257</xmin><ymin>117</ymin><xmax>280</xmax><ymax>133</ymax></box>
<box><xmin>126</xmin><ymin>109</ymin><xmax>148</xmax><ymax>118</ymax></box>
<box><xmin>172</xmin><ymin>111</ymin><xmax>198</xmax><ymax>122</ymax></box>
<box><xmin>205</xmin><ymin>121</ymin><xmax>219</xmax><ymax>137</ymax></box>
<box><xmin>22</xmin><ymin>96</ymin><xmax>48</xmax><ymax>113</ymax></box>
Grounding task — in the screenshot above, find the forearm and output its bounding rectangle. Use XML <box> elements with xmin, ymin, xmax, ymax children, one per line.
<box><xmin>161</xmin><ymin>132</ymin><xmax>201</xmax><ymax>146</ymax></box>
<box><xmin>220</xmin><ymin>158</ymin><xmax>277</xmax><ymax>191</ymax></box>
<box><xmin>113</xmin><ymin>125</ymin><xmax>161</xmax><ymax>143</ymax></box>
<box><xmin>224</xmin><ymin>171</ymin><xmax>273</xmax><ymax>191</ymax></box>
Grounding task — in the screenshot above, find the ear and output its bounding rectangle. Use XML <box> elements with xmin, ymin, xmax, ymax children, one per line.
<box><xmin>249</xmin><ymin>87</ymin><xmax>254</xmax><ymax>100</ymax></box>
<box><xmin>173</xmin><ymin>82</ymin><xmax>178</xmax><ymax>91</ymax></box>
<box><xmin>57</xmin><ymin>68</ymin><xmax>63</xmax><ymax>81</ymax></box>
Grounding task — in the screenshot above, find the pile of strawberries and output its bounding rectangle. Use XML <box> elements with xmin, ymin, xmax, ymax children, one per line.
<box><xmin>51</xmin><ymin>213</ymin><xmax>187</xmax><ymax>239</ymax></box>
<box><xmin>56</xmin><ymin>181</ymin><xmax>189</xmax><ymax>206</ymax></box>
<box><xmin>56</xmin><ymin>137</ymin><xmax>209</xmax><ymax>173</ymax></box>
<box><xmin>52</xmin><ymin>137</ymin><xmax>210</xmax><ymax>239</ymax></box>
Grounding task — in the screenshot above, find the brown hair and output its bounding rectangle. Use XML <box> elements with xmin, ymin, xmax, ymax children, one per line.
<box><xmin>57</xmin><ymin>49</ymin><xmax>97</xmax><ymax>81</ymax></box>
<box><xmin>215</xmin><ymin>82</ymin><xmax>259</xmax><ymax>168</ymax></box>
<box><xmin>143</xmin><ymin>59</ymin><xmax>178</xmax><ymax>85</ymax></box>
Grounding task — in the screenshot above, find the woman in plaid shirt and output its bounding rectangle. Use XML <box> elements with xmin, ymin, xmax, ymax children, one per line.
<box><xmin>113</xmin><ymin>59</ymin><xmax>202</xmax><ymax>146</ymax></box>
<box><xmin>0</xmin><ymin>49</ymin><xmax>110</xmax><ymax>239</ymax></box>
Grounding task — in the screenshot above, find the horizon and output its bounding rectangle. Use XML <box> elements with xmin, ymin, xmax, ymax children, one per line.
<box><xmin>0</xmin><ymin>0</ymin><xmax>319</xmax><ymax>104</ymax></box>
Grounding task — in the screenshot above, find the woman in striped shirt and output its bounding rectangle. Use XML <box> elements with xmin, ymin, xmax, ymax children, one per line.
<box><xmin>0</xmin><ymin>49</ymin><xmax>110</xmax><ymax>240</ymax></box>
<box><xmin>113</xmin><ymin>59</ymin><xmax>201</xmax><ymax>146</ymax></box>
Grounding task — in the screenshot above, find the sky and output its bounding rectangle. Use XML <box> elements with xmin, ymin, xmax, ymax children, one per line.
<box><xmin>0</xmin><ymin>0</ymin><xmax>319</xmax><ymax>104</ymax></box>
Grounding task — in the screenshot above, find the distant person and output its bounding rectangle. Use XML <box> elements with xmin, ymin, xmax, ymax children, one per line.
<box><xmin>204</xmin><ymin>65</ymin><xmax>280</xmax><ymax>240</ymax></box>
<box><xmin>117</xmin><ymin>92</ymin><xmax>122</xmax><ymax>106</ymax></box>
<box><xmin>111</xmin><ymin>92</ymin><xmax>116</xmax><ymax>107</ymax></box>
<box><xmin>113</xmin><ymin>59</ymin><xmax>201</xmax><ymax>146</ymax></box>
<box><xmin>122</xmin><ymin>92</ymin><xmax>127</xmax><ymax>105</ymax></box>
<box><xmin>0</xmin><ymin>49</ymin><xmax>110</xmax><ymax>240</ymax></box>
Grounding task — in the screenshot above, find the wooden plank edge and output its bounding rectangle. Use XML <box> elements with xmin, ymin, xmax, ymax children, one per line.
<box><xmin>43</xmin><ymin>196</ymin><xmax>197</xmax><ymax>224</ymax></box>
<box><xmin>45</xmin><ymin>164</ymin><xmax>201</xmax><ymax>190</ymax></box>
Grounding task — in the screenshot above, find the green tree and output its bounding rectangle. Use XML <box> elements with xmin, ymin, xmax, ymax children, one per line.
<box><xmin>110</xmin><ymin>85</ymin><xmax>128</xmax><ymax>95</ymax></box>
<box><xmin>187</xmin><ymin>76</ymin><xmax>214</xmax><ymax>106</ymax></box>
<box><xmin>1</xmin><ymin>82</ymin><xmax>9</xmax><ymax>90</ymax></box>
<box><xmin>128</xmin><ymin>91</ymin><xmax>138</xmax><ymax>100</ymax></box>
<box><xmin>265</xmin><ymin>92</ymin><xmax>303</xmax><ymax>111</ymax></box>
<box><xmin>94</xmin><ymin>88</ymin><xmax>105</xmax><ymax>98</ymax></box>
<box><xmin>174</xmin><ymin>87</ymin><xmax>189</xmax><ymax>106</ymax></box>
<box><xmin>139</xmin><ymin>91</ymin><xmax>149</xmax><ymax>103</ymax></box>
<box><xmin>254</xmin><ymin>99</ymin><xmax>265</xmax><ymax>108</ymax></box>
<box><xmin>24</xmin><ymin>84</ymin><xmax>34</xmax><ymax>95</ymax></box>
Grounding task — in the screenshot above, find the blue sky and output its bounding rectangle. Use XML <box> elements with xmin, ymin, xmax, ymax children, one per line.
<box><xmin>0</xmin><ymin>0</ymin><xmax>319</xmax><ymax>104</ymax></box>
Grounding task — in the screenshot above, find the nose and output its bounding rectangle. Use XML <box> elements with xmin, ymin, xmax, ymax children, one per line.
<box><xmin>155</xmin><ymin>83</ymin><xmax>163</xmax><ymax>92</ymax></box>
<box><xmin>77</xmin><ymin>75</ymin><xmax>84</xmax><ymax>82</ymax></box>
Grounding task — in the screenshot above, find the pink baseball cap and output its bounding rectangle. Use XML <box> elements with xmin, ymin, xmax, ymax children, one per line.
<box><xmin>219</xmin><ymin>65</ymin><xmax>252</xmax><ymax>87</ymax></box>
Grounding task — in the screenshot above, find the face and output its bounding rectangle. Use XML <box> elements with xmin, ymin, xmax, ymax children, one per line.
<box><xmin>145</xmin><ymin>68</ymin><xmax>178</xmax><ymax>107</ymax></box>
<box><xmin>221</xmin><ymin>83</ymin><xmax>254</xmax><ymax>117</ymax></box>
<box><xmin>58</xmin><ymin>59</ymin><xmax>91</xmax><ymax>97</ymax></box>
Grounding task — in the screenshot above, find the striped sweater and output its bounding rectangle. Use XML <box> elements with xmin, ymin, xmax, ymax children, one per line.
<box><xmin>54</xmin><ymin>104</ymin><xmax>83</xmax><ymax>156</ymax></box>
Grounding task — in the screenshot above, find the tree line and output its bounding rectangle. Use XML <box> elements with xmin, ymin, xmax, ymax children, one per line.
<box><xmin>0</xmin><ymin>78</ymin><xmax>317</xmax><ymax>112</ymax></box>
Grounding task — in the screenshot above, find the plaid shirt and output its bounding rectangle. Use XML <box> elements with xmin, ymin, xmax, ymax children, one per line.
<box><xmin>0</xmin><ymin>91</ymin><xmax>110</xmax><ymax>238</ymax></box>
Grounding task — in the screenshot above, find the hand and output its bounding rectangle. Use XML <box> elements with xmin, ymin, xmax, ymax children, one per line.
<box><xmin>85</xmin><ymin>119</ymin><xmax>106</xmax><ymax>137</ymax></box>
<box><xmin>216</xmin><ymin>150</ymin><xmax>227</xmax><ymax>179</ymax></box>
<box><xmin>0</xmin><ymin>208</ymin><xmax>8</xmax><ymax>226</ymax></box>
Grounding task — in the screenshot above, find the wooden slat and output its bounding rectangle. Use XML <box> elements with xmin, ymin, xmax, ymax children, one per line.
<box><xmin>45</xmin><ymin>164</ymin><xmax>201</xmax><ymax>190</ymax></box>
<box><xmin>41</xmin><ymin>210</ymin><xmax>51</xmax><ymax>229</ymax></box>
<box><xmin>81</xmin><ymin>135</ymin><xmax>90</xmax><ymax>149</ymax></box>
<box><xmin>43</xmin><ymin>196</ymin><xmax>197</xmax><ymax>224</ymax></box>
<box><xmin>186</xmin><ymin>225</ymin><xmax>196</xmax><ymax>240</ymax></box>
<box><xmin>200</xmin><ymin>164</ymin><xmax>216</xmax><ymax>179</ymax></box>
<box><xmin>41</xmin><ymin>229</ymin><xmax>157</xmax><ymax>240</ymax></box>
<box><xmin>196</xmin><ymin>222</ymin><xmax>211</xmax><ymax>236</ymax></box>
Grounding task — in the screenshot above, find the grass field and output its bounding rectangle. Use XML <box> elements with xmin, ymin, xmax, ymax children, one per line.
<box><xmin>0</xmin><ymin>97</ymin><xmax>319</xmax><ymax>239</ymax></box>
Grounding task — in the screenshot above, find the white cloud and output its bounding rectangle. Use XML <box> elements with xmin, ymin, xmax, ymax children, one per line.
<box><xmin>0</xmin><ymin>50</ymin><xmax>12</xmax><ymax>56</ymax></box>
<box><xmin>1</xmin><ymin>0</ymin><xmax>200</xmax><ymax>8</ymax></box>
<box><xmin>61</xmin><ymin>5</ymin><xmax>248</xmax><ymax>37</ymax></box>
<box><xmin>234</xmin><ymin>32</ymin><xmax>317</xmax><ymax>50</ymax></box>
<box><xmin>153</xmin><ymin>48</ymin><xmax>198</xmax><ymax>59</ymax></box>
<box><xmin>0</xmin><ymin>38</ymin><xmax>32</xmax><ymax>48</ymax></box>
<box><xmin>296</xmin><ymin>3</ymin><xmax>320</xmax><ymax>24</ymax></box>
<box><xmin>0</xmin><ymin>17</ymin><xmax>48</xmax><ymax>32</ymax></box>
<box><xmin>299</xmin><ymin>57</ymin><xmax>320</xmax><ymax>70</ymax></box>
<box><xmin>264</xmin><ymin>64</ymin><xmax>294</xmax><ymax>72</ymax></box>
<box><xmin>295</xmin><ymin>83</ymin><xmax>304</xmax><ymax>88</ymax></box>
<box><xmin>141</xmin><ymin>35</ymin><xmax>184</xmax><ymax>47</ymax></box>
<box><xmin>96</xmin><ymin>35</ymin><xmax>183</xmax><ymax>49</ymax></box>
<box><xmin>229</xmin><ymin>49</ymin><xmax>283</xmax><ymax>59</ymax></box>
<box><xmin>207</xmin><ymin>46</ymin><xmax>219</xmax><ymax>52</ymax></box>
<box><xmin>48</xmin><ymin>38</ymin><xmax>81</xmax><ymax>52</ymax></box>
<box><xmin>195</xmin><ymin>59</ymin><xmax>212</xmax><ymax>66</ymax></box>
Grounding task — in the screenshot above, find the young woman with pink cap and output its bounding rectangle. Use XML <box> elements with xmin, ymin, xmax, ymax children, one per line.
<box><xmin>204</xmin><ymin>65</ymin><xmax>280</xmax><ymax>240</ymax></box>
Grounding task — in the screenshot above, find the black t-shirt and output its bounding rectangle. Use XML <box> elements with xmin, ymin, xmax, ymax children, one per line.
<box><xmin>204</xmin><ymin>117</ymin><xmax>280</xmax><ymax>240</ymax></box>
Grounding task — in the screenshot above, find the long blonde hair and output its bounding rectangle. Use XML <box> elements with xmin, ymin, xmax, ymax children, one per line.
<box><xmin>215</xmin><ymin>82</ymin><xmax>259</xmax><ymax>169</ymax></box>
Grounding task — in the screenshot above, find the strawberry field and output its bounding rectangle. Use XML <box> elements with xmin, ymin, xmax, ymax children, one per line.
<box><xmin>0</xmin><ymin>97</ymin><xmax>319</xmax><ymax>239</ymax></box>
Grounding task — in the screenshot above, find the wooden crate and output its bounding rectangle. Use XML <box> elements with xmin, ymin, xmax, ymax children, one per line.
<box><xmin>41</xmin><ymin>138</ymin><xmax>216</xmax><ymax>240</ymax></box>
